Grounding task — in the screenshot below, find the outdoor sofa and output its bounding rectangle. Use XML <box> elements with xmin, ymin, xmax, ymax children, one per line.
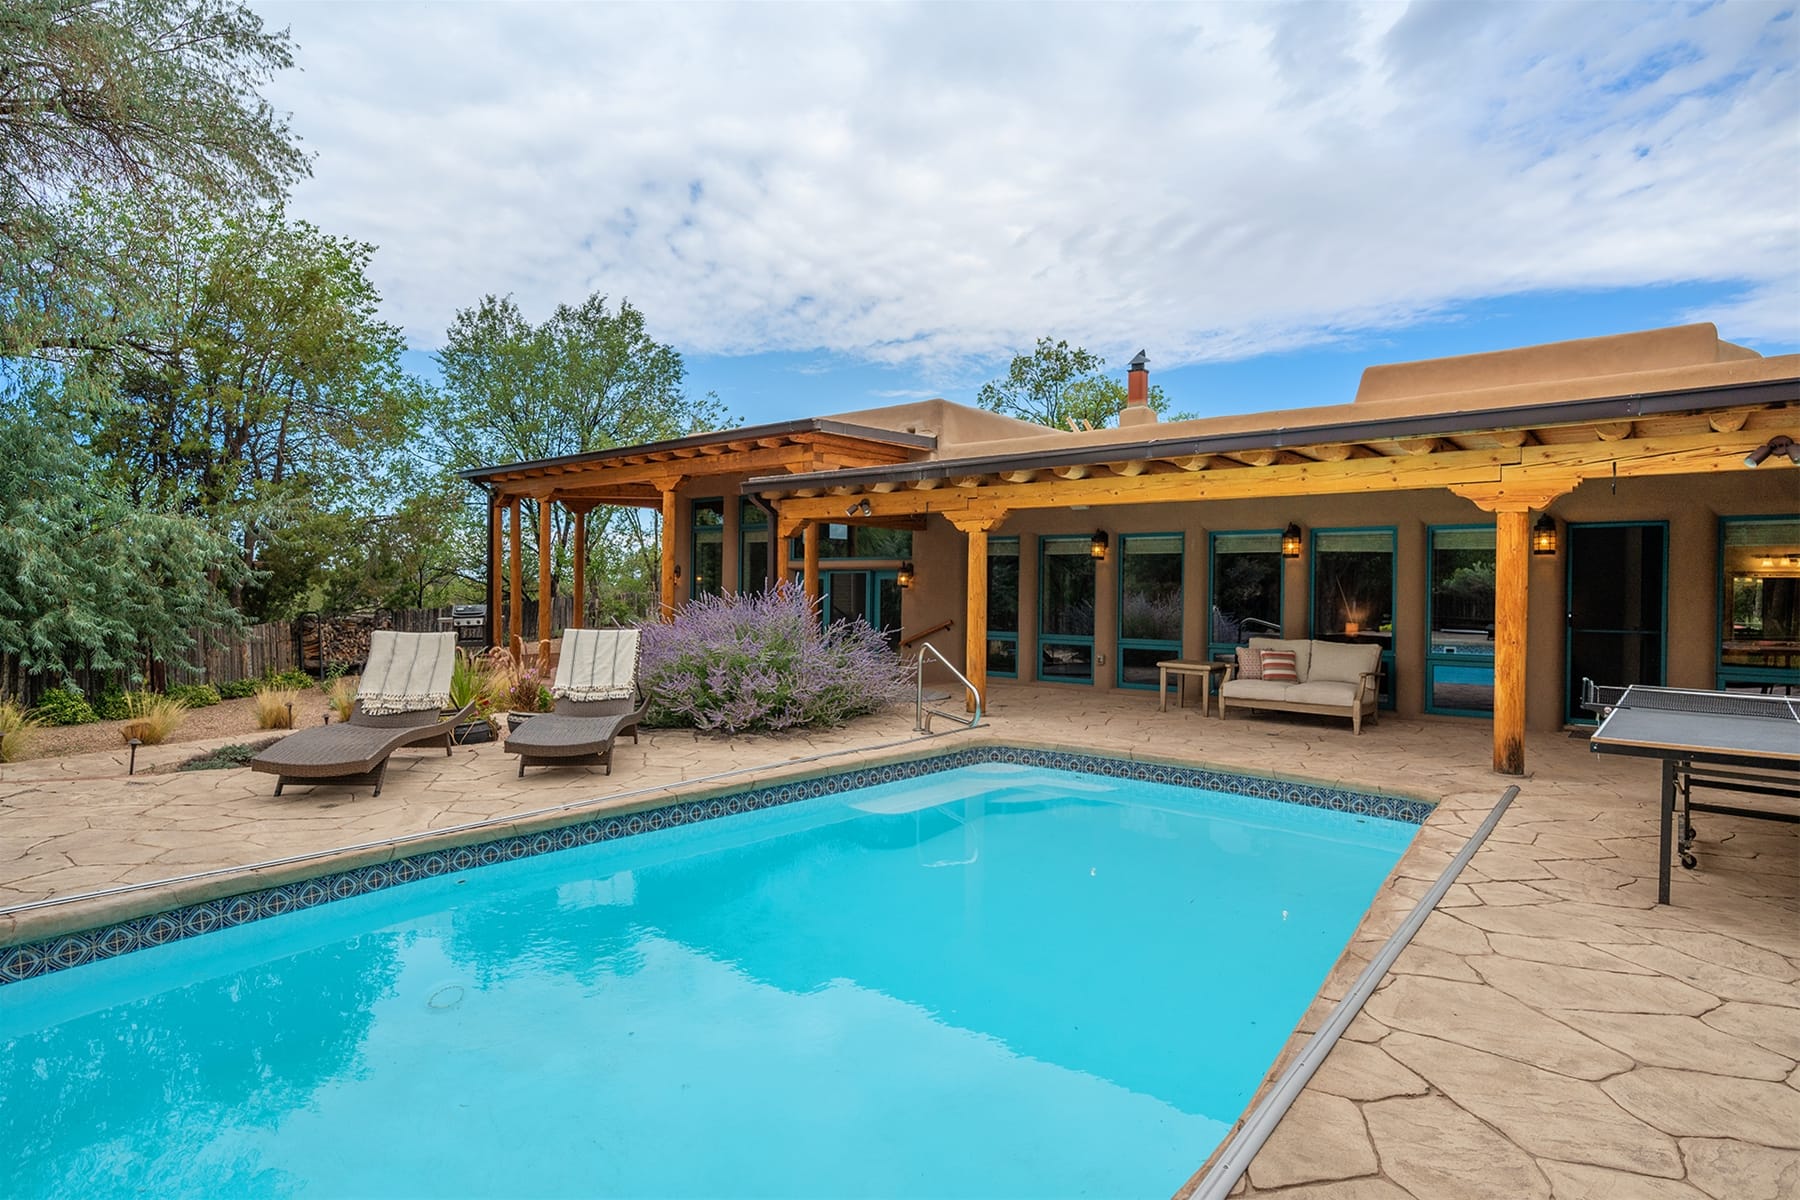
<box><xmin>1219</xmin><ymin>636</ymin><xmax>1383</xmax><ymax>734</ymax></box>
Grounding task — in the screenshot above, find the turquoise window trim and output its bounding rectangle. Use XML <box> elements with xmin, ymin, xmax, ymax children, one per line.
<box><xmin>1715</xmin><ymin>513</ymin><xmax>1800</xmax><ymax>694</ymax></box>
<box><xmin>1308</xmin><ymin>525</ymin><xmax>1398</xmax><ymax>711</ymax></box>
<box><xmin>1423</xmin><ymin>523</ymin><xmax>1497</xmax><ymax>718</ymax></box>
<box><xmin>1208</xmin><ymin>528</ymin><xmax>1284</xmax><ymax>663</ymax></box>
<box><xmin>1117</xmin><ymin>532</ymin><xmax>1184</xmax><ymax>690</ymax></box>
<box><xmin>1037</xmin><ymin>535</ymin><xmax>1096</xmax><ymax>686</ymax></box>
<box><xmin>1563</xmin><ymin>520</ymin><xmax>1669</xmax><ymax>725</ymax></box>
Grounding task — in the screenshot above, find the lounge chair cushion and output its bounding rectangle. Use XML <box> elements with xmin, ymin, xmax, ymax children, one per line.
<box><xmin>358</xmin><ymin>631</ymin><xmax>456</xmax><ymax>715</ymax></box>
<box><xmin>1309</xmin><ymin>640</ymin><xmax>1381</xmax><ymax>685</ymax></box>
<box><xmin>554</xmin><ymin>628</ymin><xmax>640</xmax><ymax>702</ymax></box>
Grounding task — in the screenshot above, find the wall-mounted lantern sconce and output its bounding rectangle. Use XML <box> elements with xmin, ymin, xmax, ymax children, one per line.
<box><xmin>1744</xmin><ymin>435</ymin><xmax>1798</xmax><ymax>468</ymax></box>
<box><xmin>897</xmin><ymin>562</ymin><xmax>915</xmax><ymax>589</ymax></box>
<box><xmin>845</xmin><ymin>498</ymin><xmax>874</xmax><ymax>516</ymax></box>
<box><xmin>1280</xmin><ymin>523</ymin><xmax>1303</xmax><ymax>558</ymax></box>
<box><xmin>1531</xmin><ymin>513</ymin><xmax>1558</xmax><ymax>556</ymax></box>
<box><xmin>1089</xmin><ymin>531</ymin><xmax>1109</xmax><ymax>560</ymax></box>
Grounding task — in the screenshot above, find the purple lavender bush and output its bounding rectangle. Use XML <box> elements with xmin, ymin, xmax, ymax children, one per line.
<box><xmin>638</xmin><ymin>583</ymin><xmax>910</xmax><ymax>732</ymax></box>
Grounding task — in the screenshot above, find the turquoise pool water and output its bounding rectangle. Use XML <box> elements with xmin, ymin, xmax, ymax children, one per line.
<box><xmin>1</xmin><ymin>762</ymin><xmax>1417</xmax><ymax>1198</ymax></box>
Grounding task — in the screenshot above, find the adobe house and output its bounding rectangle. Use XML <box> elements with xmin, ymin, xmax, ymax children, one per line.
<box><xmin>460</xmin><ymin>323</ymin><xmax>1800</xmax><ymax>776</ymax></box>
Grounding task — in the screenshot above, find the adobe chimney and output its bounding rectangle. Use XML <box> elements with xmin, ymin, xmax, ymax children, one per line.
<box><xmin>1120</xmin><ymin>349</ymin><xmax>1156</xmax><ymax>427</ymax></box>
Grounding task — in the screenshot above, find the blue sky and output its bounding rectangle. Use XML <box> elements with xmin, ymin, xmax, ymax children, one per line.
<box><xmin>270</xmin><ymin>2</ymin><xmax>1799</xmax><ymax>431</ymax></box>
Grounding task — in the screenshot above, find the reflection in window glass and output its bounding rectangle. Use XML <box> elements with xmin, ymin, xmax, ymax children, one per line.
<box><xmin>1119</xmin><ymin>534</ymin><xmax>1182</xmax><ymax>688</ymax></box>
<box><xmin>988</xmin><ymin>538</ymin><xmax>1020</xmax><ymax>678</ymax></box>
<box><xmin>1039</xmin><ymin>537</ymin><xmax>1095</xmax><ymax>683</ymax></box>
<box><xmin>1210</xmin><ymin>532</ymin><xmax>1282</xmax><ymax>648</ymax></box>
<box><xmin>1720</xmin><ymin>517</ymin><xmax>1800</xmax><ymax>692</ymax></box>
<box><xmin>692</xmin><ymin>498</ymin><xmax>725</xmax><ymax>597</ymax></box>
<box><xmin>787</xmin><ymin>525</ymin><xmax>912</xmax><ymax>561</ymax></box>
<box><xmin>1313</xmin><ymin>529</ymin><xmax>1395</xmax><ymax>638</ymax></box>
<box><xmin>1428</xmin><ymin>527</ymin><xmax>1495</xmax><ymax>714</ymax></box>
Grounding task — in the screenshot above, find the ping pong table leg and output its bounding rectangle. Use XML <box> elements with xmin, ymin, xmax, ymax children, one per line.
<box><xmin>1657</xmin><ymin>759</ymin><xmax>1675</xmax><ymax>905</ymax></box>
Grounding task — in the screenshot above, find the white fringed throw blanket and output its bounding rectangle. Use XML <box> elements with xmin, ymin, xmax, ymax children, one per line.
<box><xmin>554</xmin><ymin>628</ymin><xmax>639</xmax><ymax>701</ymax></box>
<box><xmin>356</xmin><ymin>631</ymin><xmax>456</xmax><ymax>715</ymax></box>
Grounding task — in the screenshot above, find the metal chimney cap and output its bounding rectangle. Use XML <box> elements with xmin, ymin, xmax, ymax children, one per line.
<box><xmin>1128</xmin><ymin>350</ymin><xmax>1149</xmax><ymax>371</ymax></box>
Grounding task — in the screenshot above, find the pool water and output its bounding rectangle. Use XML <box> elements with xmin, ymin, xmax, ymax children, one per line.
<box><xmin>1</xmin><ymin>763</ymin><xmax>1418</xmax><ymax>1198</ymax></box>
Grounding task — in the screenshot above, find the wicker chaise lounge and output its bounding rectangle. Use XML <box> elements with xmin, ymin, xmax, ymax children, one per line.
<box><xmin>503</xmin><ymin>628</ymin><xmax>648</xmax><ymax>777</ymax></box>
<box><xmin>251</xmin><ymin>631</ymin><xmax>472</xmax><ymax>796</ymax></box>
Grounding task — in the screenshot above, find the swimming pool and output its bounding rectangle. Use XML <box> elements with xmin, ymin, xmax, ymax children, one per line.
<box><xmin>1</xmin><ymin>752</ymin><xmax>1422</xmax><ymax>1197</ymax></box>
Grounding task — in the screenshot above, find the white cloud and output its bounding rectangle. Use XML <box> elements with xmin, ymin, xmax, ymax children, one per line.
<box><xmin>254</xmin><ymin>1</ymin><xmax>1800</xmax><ymax>367</ymax></box>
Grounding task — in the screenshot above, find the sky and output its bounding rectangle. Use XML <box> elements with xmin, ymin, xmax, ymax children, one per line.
<box><xmin>255</xmin><ymin>1</ymin><xmax>1800</xmax><ymax>427</ymax></box>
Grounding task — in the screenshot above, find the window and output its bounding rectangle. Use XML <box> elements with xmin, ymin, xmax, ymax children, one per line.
<box><xmin>1312</xmin><ymin>527</ymin><xmax>1396</xmax><ymax>709</ymax></box>
<box><xmin>739</xmin><ymin>499</ymin><xmax>769</xmax><ymax>593</ymax></box>
<box><xmin>988</xmin><ymin>537</ymin><xmax>1020</xmax><ymax>678</ymax></box>
<box><xmin>1118</xmin><ymin>534</ymin><xmax>1183</xmax><ymax>688</ymax></box>
<box><xmin>1426</xmin><ymin>526</ymin><xmax>1495</xmax><ymax>715</ymax></box>
<box><xmin>788</xmin><ymin>525</ymin><xmax>913</xmax><ymax>562</ymax></box>
<box><xmin>1038</xmin><ymin>536</ymin><xmax>1095</xmax><ymax>684</ymax></box>
<box><xmin>1719</xmin><ymin>516</ymin><xmax>1800</xmax><ymax>694</ymax></box>
<box><xmin>1209</xmin><ymin>531</ymin><xmax>1283</xmax><ymax>658</ymax></box>
<box><xmin>691</xmin><ymin>498</ymin><xmax>725</xmax><ymax>598</ymax></box>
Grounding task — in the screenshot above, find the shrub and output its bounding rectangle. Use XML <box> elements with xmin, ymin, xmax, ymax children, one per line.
<box><xmin>94</xmin><ymin>685</ymin><xmax>132</xmax><ymax>721</ymax></box>
<box><xmin>253</xmin><ymin>686</ymin><xmax>300</xmax><ymax>729</ymax></box>
<box><xmin>120</xmin><ymin>693</ymin><xmax>187</xmax><ymax>745</ymax></box>
<box><xmin>32</xmin><ymin>686</ymin><xmax>98</xmax><ymax>726</ymax></box>
<box><xmin>216</xmin><ymin>678</ymin><xmax>259</xmax><ymax>700</ymax></box>
<box><xmin>448</xmin><ymin>651</ymin><xmax>502</xmax><ymax>729</ymax></box>
<box><xmin>638</xmin><ymin>583</ymin><xmax>909</xmax><ymax>733</ymax></box>
<box><xmin>324</xmin><ymin>675</ymin><xmax>359</xmax><ymax>722</ymax></box>
<box><xmin>0</xmin><ymin>700</ymin><xmax>42</xmax><ymax>762</ymax></box>
<box><xmin>166</xmin><ymin>683</ymin><xmax>221</xmax><ymax>708</ymax></box>
<box><xmin>263</xmin><ymin>668</ymin><xmax>316</xmax><ymax>691</ymax></box>
<box><xmin>178</xmin><ymin>740</ymin><xmax>278</xmax><ymax>771</ymax></box>
<box><xmin>491</xmin><ymin>654</ymin><xmax>555</xmax><ymax>714</ymax></box>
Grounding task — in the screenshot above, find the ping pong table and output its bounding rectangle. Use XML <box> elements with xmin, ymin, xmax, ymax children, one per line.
<box><xmin>1587</xmin><ymin>684</ymin><xmax>1800</xmax><ymax>904</ymax></box>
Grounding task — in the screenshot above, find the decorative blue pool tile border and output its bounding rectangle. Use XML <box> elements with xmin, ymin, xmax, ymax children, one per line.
<box><xmin>0</xmin><ymin>746</ymin><xmax>1430</xmax><ymax>986</ymax></box>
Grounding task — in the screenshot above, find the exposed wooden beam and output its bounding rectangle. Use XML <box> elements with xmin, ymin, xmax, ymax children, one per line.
<box><xmin>1053</xmin><ymin>465</ymin><xmax>1089</xmax><ymax>480</ymax></box>
<box><xmin>1707</xmin><ymin>411</ymin><xmax>1749</xmax><ymax>434</ymax></box>
<box><xmin>1397</xmin><ymin>438</ymin><xmax>1445</xmax><ymax>456</ymax></box>
<box><xmin>1000</xmin><ymin>469</ymin><xmax>1038</xmax><ymax>484</ymax></box>
<box><xmin>1167</xmin><ymin>455</ymin><xmax>1211</xmax><ymax>471</ymax></box>
<box><xmin>1490</xmin><ymin>430</ymin><xmax>1534</xmax><ymax>448</ymax></box>
<box><xmin>1594</xmin><ymin>421</ymin><xmax>1635</xmax><ymax>442</ymax></box>
<box><xmin>951</xmin><ymin>475</ymin><xmax>987</xmax><ymax>489</ymax></box>
<box><xmin>1104</xmin><ymin>460</ymin><xmax>1150</xmax><ymax>477</ymax></box>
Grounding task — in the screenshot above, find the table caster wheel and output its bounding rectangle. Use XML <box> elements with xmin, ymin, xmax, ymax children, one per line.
<box><xmin>1679</xmin><ymin>853</ymin><xmax>1697</xmax><ymax>870</ymax></box>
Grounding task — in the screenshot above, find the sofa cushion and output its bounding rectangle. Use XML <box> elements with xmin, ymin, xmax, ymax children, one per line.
<box><xmin>1259</xmin><ymin>649</ymin><xmax>1300</xmax><ymax>683</ymax></box>
<box><xmin>1249</xmin><ymin>637</ymin><xmax>1312</xmax><ymax>681</ymax></box>
<box><xmin>1235</xmin><ymin>646</ymin><xmax>1264</xmax><ymax>680</ymax></box>
<box><xmin>1310</xmin><ymin>640</ymin><xmax>1381</xmax><ymax>685</ymax></box>
<box><xmin>1284</xmin><ymin>680</ymin><xmax>1367</xmax><ymax>707</ymax></box>
<box><xmin>1220</xmin><ymin>678</ymin><xmax>1297</xmax><ymax>702</ymax></box>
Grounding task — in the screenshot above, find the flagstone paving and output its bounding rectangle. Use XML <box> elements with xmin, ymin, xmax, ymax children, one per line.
<box><xmin>2</xmin><ymin>684</ymin><xmax>1795</xmax><ymax>1198</ymax></box>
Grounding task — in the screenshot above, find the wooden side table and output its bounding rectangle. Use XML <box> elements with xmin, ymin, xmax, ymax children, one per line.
<box><xmin>1158</xmin><ymin>659</ymin><xmax>1231</xmax><ymax>715</ymax></box>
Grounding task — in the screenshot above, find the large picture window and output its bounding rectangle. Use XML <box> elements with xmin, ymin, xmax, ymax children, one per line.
<box><xmin>788</xmin><ymin>525</ymin><xmax>913</xmax><ymax>562</ymax></box>
<box><xmin>1118</xmin><ymin>534</ymin><xmax>1183</xmax><ymax>688</ymax></box>
<box><xmin>1038</xmin><ymin>536</ymin><xmax>1095</xmax><ymax>684</ymax></box>
<box><xmin>1209</xmin><ymin>531</ymin><xmax>1283</xmax><ymax>659</ymax></box>
<box><xmin>1719</xmin><ymin>516</ymin><xmax>1800</xmax><ymax>694</ymax></box>
<box><xmin>691</xmin><ymin>498</ymin><xmax>725</xmax><ymax>598</ymax></box>
<box><xmin>988</xmin><ymin>537</ymin><xmax>1020</xmax><ymax>678</ymax></box>
<box><xmin>1426</xmin><ymin>526</ymin><xmax>1495</xmax><ymax>715</ymax></box>
<box><xmin>1312</xmin><ymin>527</ymin><xmax>1396</xmax><ymax>709</ymax></box>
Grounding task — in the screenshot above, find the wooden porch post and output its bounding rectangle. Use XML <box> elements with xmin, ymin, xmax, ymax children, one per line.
<box><xmin>659</xmin><ymin>482</ymin><xmax>680</xmax><ymax>622</ymax></box>
<box><xmin>963</xmin><ymin>522</ymin><xmax>989</xmax><ymax>713</ymax></box>
<box><xmin>802</xmin><ymin>522</ymin><xmax>821</xmax><ymax>606</ymax></box>
<box><xmin>509</xmin><ymin>496</ymin><xmax>524</xmax><ymax>662</ymax></box>
<box><xmin>1493</xmin><ymin>508</ymin><xmax>1529</xmax><ymax>775</ymax></box>
<box><xmin>571</xmin><ymin>505</ymin><xmax>588</xmax><ymax>627</ymax></box>
<box><xmin>489</xmin><ymin>496</ymin><xmax>504</xmax><ymax>651</ymax></box>
<box><xmin>537</xmin><ymin>497</ymin><xmax>554</xmax><ymax>670</ymax></box>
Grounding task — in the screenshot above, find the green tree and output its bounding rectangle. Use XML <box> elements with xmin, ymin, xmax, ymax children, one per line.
<box><xmin>74</xmin><ymin>200</ymin><xmax>425</xmax><ymax>613</ymax></box>
<box><xmin>0</xmin><ymin>0</ymin><xmax>307</xmax><ymax>353</ymax></box>
<box><xmin>0</xmin><ymin>367</ymin><xmax>245</xmax><ymax>685</ymax></box>
<box><xmin>976</xmin><ymin>337</ymin><xmax>1176</xmax><ymax>430</ymax></box>
<box><xmin>432</xmin><ymin>292</ymin><xmax>731</xmax><ymax>605</ymax></box>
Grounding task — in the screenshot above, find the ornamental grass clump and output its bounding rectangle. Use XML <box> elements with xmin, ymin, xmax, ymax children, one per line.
<box><xmin>324</xmin><ymin>675</ymin><xmax>360</xmax><ymax>722</ymax></box>
<box><xmin>0</xmin><ymin>700</ymin><xmax>42</xmax><ymax>762</ymax></box>
<box><xmin>119</xmin><ymin>693</ymin><xmax>187</xmax><ymax>745</ymax></box>
<box><xmin>639</xmin><ymin>583</ymin><xmax>909</xmax><ymax>733</ymax></box>
<box><xmin>253</xmin><ymin>686</ymin><xmax>299</xmax><ymax>729</ymax></box>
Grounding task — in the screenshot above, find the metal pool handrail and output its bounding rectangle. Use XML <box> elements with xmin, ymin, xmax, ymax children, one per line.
<box><xmin>913</xmin><ymin>641</ymin><xmax>981</xmax><ymax>733</ymax></box>
<box><xmin>1187</xmin><ymin>784</ymin><xmax>1521</xmax><ymax>1200</ymax></box>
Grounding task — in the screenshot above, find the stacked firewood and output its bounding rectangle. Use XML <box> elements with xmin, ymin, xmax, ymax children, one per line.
<box><xmin>299</xmin><ymin>613</ymin><xmax>390</xmax><ymax>669</ymax></box>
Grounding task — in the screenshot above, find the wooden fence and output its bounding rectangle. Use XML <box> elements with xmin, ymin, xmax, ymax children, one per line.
<box><xmin>0</xmin><ymin>595</ymin><xmax>621</xmax><ymax>703</ymax></box>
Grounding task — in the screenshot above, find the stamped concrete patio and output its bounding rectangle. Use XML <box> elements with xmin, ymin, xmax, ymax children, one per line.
<box><xmin>2</xmin><ymin>684</ymin><xmax>1795</xmax><ymax>1199</ymax></box>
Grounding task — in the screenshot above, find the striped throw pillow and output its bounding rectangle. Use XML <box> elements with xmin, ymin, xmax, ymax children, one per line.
<box><xmin>1235</xmin><ymin>647</ymin><xmax>1264</xmax><ymax>680</ymax></box>
<box><xmin>1260</xmin><ymin>649</ymin><xmax>1300</xmax><ymax>683</ymax></box>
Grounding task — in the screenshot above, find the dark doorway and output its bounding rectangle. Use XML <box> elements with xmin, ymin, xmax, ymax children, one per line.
<box><xmin>1566</xmin><ymin>522</ymin><xmax>1667</xmax><ymax>722</ymax></box>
